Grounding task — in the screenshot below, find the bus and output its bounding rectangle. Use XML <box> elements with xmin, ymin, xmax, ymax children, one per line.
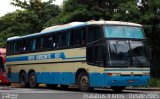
<box><xmin>6</xmin><ymin>21</ymin><xmax>150</xmax><ymax>92</ymax></box>
<box><xmin>0</xmin><ymin>48</ymin><xmax>10</xmax><ymax>85</ymax></box>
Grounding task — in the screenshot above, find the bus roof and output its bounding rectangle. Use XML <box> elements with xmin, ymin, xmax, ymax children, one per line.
<box><xmin>7</xmin><ymin>21</ymin><xmax>142</xmax><ymax>41</ymax></box>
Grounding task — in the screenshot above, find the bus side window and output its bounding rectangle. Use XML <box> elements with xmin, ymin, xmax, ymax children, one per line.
<box><xmin>13</xmin><ymin>41</ymin><xmax>16</xmax><ymax>54</ymax></box>
<box><xmin>13</xmin><ymin>41</ymin><xmax>21</xmax><ymax>54</ymax></box>
<box><xmin>46</xmin><ymin>34</ymin><xmax>53</xmax><ymax>49</ymax></box>
<box><xmin>7</xmin><ymin>42</ymin><xmax>11</xmax><ymax>55</ymax></box>
<box><xmin>82</xmin><ymin>28</ymin><xmax>87</xmax><ymax>46</ymax></box>
<box><xmin>71</xmin><ymin>28</ymin><xmax>86</xmax><ymax>47</ymax></box>
<box><xmin>25</xmin><ymin>38</ymin><xmax>34</xmax><ymax>52</ymax></box>
<box><xmin>94</xmin><ymin>45</ymin><xmax>104</xmax><ymax>66</ymax></box>
<box><xmin>35</xmin><ymin>37</ymin><xmax>41</xmax><ymax>51</ymax></box>
<box><xmin>87</xmin><ymin>45</ymin><xmax>104</xmax><ymax>66</ymax></box>
<box><xmin>19</xmin><ymin>40</ymin><xmax>23</xmax><ymax>53</ymax></box>
<box><xmin>40</xmin><ymin>36</ymin><xmax>45</xmax><ymax>50</ymax></box>
<box><xmin>87</xmin><ymin>46</ymin><xmax>94</xmax><ymax>64</ymax></box>
<box><xmin>32</xmin><ymin>38</ymin><xmax>36</xmax><ymax>51</ymax></box>
<box><xmin>57</xmin><ymin>32</ymin><xmax>68</xmax><ymax>48</ymax></box>
<box><xmin>66</xmin><ymin>31</ymin><xmax>71</xmax><ymax>47</ymax></box>
<box><xmin>87</xmin><ymin>26</ymin><xmax>101</xmax><ymax>43</ymax></box>
<box><xmin>52</xmin><ymin>34</ymin><xmax>57</xmax><ymax>49</ymax></box>
<box><xmin>22</xmin><ymin>39</ymin><xmax>27</xmax><ymax>52</ymax></box>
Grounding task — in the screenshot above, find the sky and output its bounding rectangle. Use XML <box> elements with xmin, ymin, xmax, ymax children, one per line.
<box><xmin>0</xmin><ymin>0</ymin><xmax>64</xmax><ymax>17</ymax></box>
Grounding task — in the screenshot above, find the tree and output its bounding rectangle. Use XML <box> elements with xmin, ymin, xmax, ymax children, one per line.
<box><xmin>11</xmin><ymin>0</ymin><xmax>60</xmax><ymax>31</ymax></box>
<box><xmin>47</xmin><ymin>0</ymin><xmax>132</xmax><ymax>25</ymax></box>
<box><xmin>139</xmin><ymin>0</ymin><xmax>160</xmax><ymax>78</ymax></box>
<box><xmin>0</xmin><ymin>0</ymin><xmax>61</xmax><ymax>47</ymax></box>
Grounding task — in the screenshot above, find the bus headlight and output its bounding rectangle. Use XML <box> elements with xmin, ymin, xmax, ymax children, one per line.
<box><xmin>108</xmin><ymin>73</ymin><xmax>121</xmax><ymax>76</ymax></box>
<box><xmin>143</xmin><ymin>72</ymin><xmax>150</xmax><ymax>76</ymax></box>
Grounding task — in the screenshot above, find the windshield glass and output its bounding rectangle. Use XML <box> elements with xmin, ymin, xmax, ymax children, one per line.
<box><xmin>107</xmin><ymin>40</ymin><xmax>150</xmax><ymax>66</ymax></box>
<box><xmin>104</xmin><ymin>26</ymin><xmax>145</xmax><ymax>39</ymax></box>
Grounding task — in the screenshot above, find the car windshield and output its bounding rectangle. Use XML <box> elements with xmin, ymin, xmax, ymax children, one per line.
<box><xmin>104</xmin><ymin>25</ymin><xmax>145</xmax><ymax>39</ymax></box>
<box><xmin>106</xmin><ymin>40</ymin><xmax>150</xmax><ymax>66</ymax></box>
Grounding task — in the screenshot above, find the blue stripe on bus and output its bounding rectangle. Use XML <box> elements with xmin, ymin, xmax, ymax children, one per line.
<box><xmin>6</xmin><ymin>52</ymin><xmax>86</xmax><ymax>62</ymax></box>
<box><xmin>8</xmin><ymin>72</ymin><xmax>150</xmax><ymax>87</ymax></box>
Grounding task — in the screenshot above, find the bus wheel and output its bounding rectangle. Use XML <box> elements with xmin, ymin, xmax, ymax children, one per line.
<box><xmin>46</xmin><ymin>84</ymin><xmax>57</xmax><ymax>88</ymax></box>
<box><xmin>78</xmin><ymin>72</ymin><xmax>90</xmax><ymax>92</ymax></box>
<box><xmin>28</xmin><ymin>72</ymin><xmax>38</xmax><ymax>88</ymax></box>
<box><xmin>111</xmin><ymin>86</ymin><xmax>125</xmax><ymax>92</ymax></box>
<box><xmin>19</xmin><ymin>72</ymin><xmax>28</xmax><ymax>87</ymax></box>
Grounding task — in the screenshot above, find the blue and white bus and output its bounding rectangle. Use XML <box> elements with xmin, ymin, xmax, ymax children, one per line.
<box><xmin>6</xmin><ymin>21</ymin><xmax>150</xmax><ymax>92</ymax></box>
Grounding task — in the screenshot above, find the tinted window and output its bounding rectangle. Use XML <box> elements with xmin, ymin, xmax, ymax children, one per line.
<box><xmin>32</xmin><ymin>38</ymin><xmax>36</xmax><ymax>51</ymax></box>
<box><xmin>35</xmin><ymin>37</ymin><xmax>41</xmax><ymax>51</ymax></box>
<box><xmin>71</xmin><ymin>28</ymin><xmax>86</xmax><ymax>47</ymax></box>
<box><xmin>87</xmin><ymin>26</ymin><xmax>101</xmax><ymax>43</ymax></box>
<box><xmin>57</xmin><ymin>32</ymin><xmax>69</xmax><ymax>48</ymax></box>
<box><xmin>95</xmin><ymin>45</ymin><xmax>103</xmax><ymax>66</ymax></box>
<box><xmin>7</xmin><ymin>42</ymin><xmax>12</xmax><ymax>54</ymax></box>
<box><xmin>107</xmin><ymin>40</ymin><xmax>130</xmax><ymax>66</ymax></box>
<box><xmin>106</xmin><ymin>40</ymin><xmax>150</xmax><ymax>66</ymax></box>
<box><xmin>52</xmin><ymin>34</ymin><xmax>57</xmax><ymax>48</ymax></box>
<box><xmin>130</xmin><ymin>41</ymin><xmax>149</xmax><ymax>66</ymax></box>
<box><xmin>87</xmin><ymin>45</ymin><xmax>104</xmax><ymax>66</ymax></box>
<box><xmin>46</xmin><ymin>35</ymin><xmax>53</xmax><ymax>49</ymax></box>
<box><xmin>87</xmin><ymin>46</ymin><xmax>94</xmax><ymax>63</ymax></box>
<box><xmin>40</xmin><ymin>36</ymin><xmax>46</xmax><ymax>50</ymax></box>
<box><xmin>13</xmin><ymin>40</ymin><xmax>22</xmax><ymax>54</ymax></box>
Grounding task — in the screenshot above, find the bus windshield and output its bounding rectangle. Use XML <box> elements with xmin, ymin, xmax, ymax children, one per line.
<box><xmin>104</xmin><ymin>26</ymin><xmax>145</xmax><ymax>39</ymax></box>
<box><xmin>106</xmin><ymin>40</ymin><xmax>150</xmax><ymax>66</ymax></box>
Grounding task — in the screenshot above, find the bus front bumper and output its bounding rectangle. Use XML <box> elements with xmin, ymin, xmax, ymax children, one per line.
<box><xmin>104</xmin><ymin>76</ymin><xmax>150</xmax><ymax>87</ymax></box>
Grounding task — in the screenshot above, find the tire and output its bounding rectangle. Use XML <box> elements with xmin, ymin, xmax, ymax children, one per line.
<box><xmin>28</xmin><ymin>72</ymin><xmax>38</xmax><ymax>88</ymax></box>
<box><xmin>111</xmin><ymin>86</ymin><xmax>125</xmax><ymax>92</ymax></box>
<box><xmin>78</xmin><ymin>72</ymin><xmax>91</xmax><ymax>92</ymax></box>
<box><xmin>19</xmin><ymin>72</ymin><xmax>28</xmax><ymax>87</ymax></box>
<box><xmin>46</xmin><ymin>84</ymin><xmax>57</xmax><ymax>88</ymax></box>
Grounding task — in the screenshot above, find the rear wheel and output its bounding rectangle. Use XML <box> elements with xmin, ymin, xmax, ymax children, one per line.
<box><xmin>19</xmin><ymin>72</ymin><xmax>28</xmax><ymax>87</ymax></box>
<box><xmin>28</xmin><ymin>72</ymin><xmax>38</xmax><ymax>88</ymax></box>
<box><xmin>78</xmin><ymin>72</ymin><xmax>91</xmax><ymax>92</ymax></box>
<box><xmin>111</xmin><ymin>86</ymin><xmax>125</xmax><ymax>92</ymax></box>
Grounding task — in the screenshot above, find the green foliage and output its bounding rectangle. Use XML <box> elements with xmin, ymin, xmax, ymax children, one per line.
<box><xmin>0</xmin><ymin>0</ymin><xmax>60</xmax><ymax>47</ymax></box>
<box><xmin>149</xmin><ymin>78</ymin><xmax>160</xmax><ymax>87</ymax></box>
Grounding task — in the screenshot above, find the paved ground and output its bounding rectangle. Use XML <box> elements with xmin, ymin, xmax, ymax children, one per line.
<box><xmin>0</xmin><ymin>86</ymin><xmax>160</xmax><ymax>99</ymax></box>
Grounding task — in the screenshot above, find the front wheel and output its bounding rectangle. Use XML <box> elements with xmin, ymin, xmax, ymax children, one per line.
<box><xmin>78</xmin><ymin>72</ymin><xmax>91</xmax><ymax>92</ymax></box>
<box><xmin>28</xmin><ymin>72</ymin><xmax>38</xmax><ymax>88</ymax></box>
<box><xmin>111</xmin><ymin>86</ymin><xmax>125</xmax><ymax>92</ymax></box>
